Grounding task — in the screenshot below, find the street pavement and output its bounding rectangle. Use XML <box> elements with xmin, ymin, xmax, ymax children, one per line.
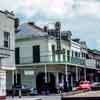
<box><xmin>6</xmin><ymin>95</ymin><xmax>61</xmax><ymax>100</ymax></box>
<box><xmin>67</xmin><ymin>91</ymin><xmax>100</xmax><ymax>97</ymax></box>
<box><xmin>7</xmin><ymin>91</ymin><xmax>100</xmax><ymax>100</ymax></box>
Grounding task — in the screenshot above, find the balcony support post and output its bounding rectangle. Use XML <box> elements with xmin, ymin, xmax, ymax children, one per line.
<box><xmin>65</xmin><ymin>64</ymin><xmax>68</xmax><ymax>87</ymax></box>
<box><xmin>44</xmin><ymin>64</ymin><xmax>48</xmax><ymax>95</ymax></box>
<box><xmin>45</xmin><ymin>64</ymin><xmax>47</xmax><ymax>83</ymax></box>
<box><xmin>56</xmin><ymin>72</ymin><xmax>59</xmax><ymax>85</ymax></box>
<box><xmin>12</xmin><ymin>70</ymin><xmax>14</xmax><ymax>85</ymax></box>
<box><xmin>56</xmin><ymin>72</ymin><xmax>59</xmax><ymax>93</ymax></box>
<box><xmin>84</xmin><ymin>68</ymin><xmax>87</xmax><ymax>81</ymax></box>
<box><xmin>16</xmin><ymin>70</ymin><xmax>17</xmax><ymax>85</ymax></box>
<box><xmin>76</xmin><ymin>66</ymin><xmax>78</xmax><ymax>82</ymax></box>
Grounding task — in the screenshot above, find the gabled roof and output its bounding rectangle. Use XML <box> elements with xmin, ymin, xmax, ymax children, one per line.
<box><xmin>16</xmin><ymin>23</ymin><xmax>48</xmax><ymax>39</ymax></box>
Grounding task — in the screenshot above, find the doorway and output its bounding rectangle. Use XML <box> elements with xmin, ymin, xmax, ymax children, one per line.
<box><xmin>36</xmin><ymin>72</ymin><xmax>56</xmax><ymax>94</ymax></box>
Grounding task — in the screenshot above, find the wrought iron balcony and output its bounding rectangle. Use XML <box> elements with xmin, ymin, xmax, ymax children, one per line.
<box><xmin>15</xmin><ymin>55</ymin><xmax>85</xmax><ymax>66</ymax></box>
<box><xmin>86</xmin><ymin>59</ymin><xmax>96</xmax><ymax>69</ymax></box>
<box><xmin>70</xmin><ymin>57</ymin><xmax>86</xmax><ymax>65</ymax></box>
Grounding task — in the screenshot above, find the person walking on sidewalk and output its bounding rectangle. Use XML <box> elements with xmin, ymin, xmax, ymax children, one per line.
<box><xmin>59</xmin><ymin>81</ymin><xmax>64</xmax><ymax>94</ymax></box>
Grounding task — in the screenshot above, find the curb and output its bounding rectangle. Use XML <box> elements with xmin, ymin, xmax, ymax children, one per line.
<box><xmin>62</xmin><ymin>89</ymin><xmax>89</xmax><ymax>97</ymax></box>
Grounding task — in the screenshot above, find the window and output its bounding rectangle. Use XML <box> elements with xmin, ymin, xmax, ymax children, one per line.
<box><xmin>79</xmin><ymin>53</ymin><xmax>80</xmax><ymax>57</ymax></box>
<box><xmin>75</xmin><ymin>52</ymin><xmax>78</xmax><ymax>57</ymax></box>
<box><xmin>67</xmin><ymin>50</ymin><xmax>70</xmax><ymax>62</ymax></box>
<box><xmin>52</xmin><ymin>45</ymin><xmax>55</xmax><ymax>54</ymax></box>
<box><xmin>52</xmin><ymin>45</ymin><xmax>55</xmax><ymax>62</ymax></box>
<box><xmin>82</xmin><ymin>52</ymin><xmax>84</xmax><ymax>58</ymax></box>
<box><xmin>84</xmin><ymin>53</ymin><xmax>86</xmax><ymax>58</ymax></box>
<box><xmin>33</xmin><ymin>45</ymin><xmax>40</xmax><ymax>63</ymax></box>
<box><xmin>63</xmin><ymin>49</ymin><xmax>66</xmax><ymax>62</ymax></box>
<box><xmin>4</xmin><ymin>32</ymin><xmax>10</xmax><ymax>48</ymax></box>
<box><xmin>77</xmin><ymin>52</ymin><xmax>80</xmax><ymax>57</ymax></box>
<box><xmin>15</xmin><ymin>47</ymin><xmax>20</xmax><ymax>64</ymax></box>
<box><xmin>72</xmin><ymin>50</ymin><xmax>74</xmax><ymax>57</ymax></box>
<box><xmin>67</xmin><ymin>50</ymin><xmax>70</xmax><ymax>56</ymax></box>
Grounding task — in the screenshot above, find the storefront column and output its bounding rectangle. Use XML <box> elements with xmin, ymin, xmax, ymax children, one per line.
<box><xmin>76</xmin><ymin>66</ymin><xmax>78</xmax><ymax>82</ymax></box>
<box><xmin>45</xmin><ymin>64</ymin><xmax>47</xmax><ymax>83</ymax></box>
<box><xmin>44</xmin><ymin>64</ymin><xmax>48</xmax><ymax>95</ymax></box>
<box><xmin>84</xmin><ymin>68</ymin><xmax>86</xmax><ymax>81</ymax></box>
<box><xmin>71</xmin><ymin>75</ymin><xmax>73</xmax><ymax>88</ymax></box>
<box><xmin>78</xmin><ymin>68</ymin><xmax>80</xmax><ymax>81</ymax></box>
<box><xmin>12</xmin><ymin>70</ymin><xmax>14</xmax><ymax>85</ymax></box>
<box><xmin>56</xmin><ymin>72</ymin><xmax>59</xmax><ymax>93</ymax></box>
<box><xmin>16</xmin><ymin>70</ymin><xmax>17</xmax><ymax>84</ymax></box>
<box><xmin>65</xmin><ymin>65</ymin><xmax>68</xmax><ymax>87</ymax></box>
<box><xmin>56</xmin><ymin>72</ymin><xmax>59</xmax><ymax>85</ymax></box>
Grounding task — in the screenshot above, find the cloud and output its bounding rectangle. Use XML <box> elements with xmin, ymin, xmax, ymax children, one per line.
<box><xmin>16</xmin><ymin>0</ymin><xmax>74</xmax><ymax>19</ymax></box>
<box><xmin>0</xmin><ymin>0</ymin><xmax>23</xmax><ymax>10</ymax></box>
<box><xmin>0</xmin><ymin>0</ymin><xmax>100</xmax><ymax>49</ymax></box>
<box><xmin>74</xmin><ymin>0</ymin><xmax>100</xmax><ymax>18</ymax></box>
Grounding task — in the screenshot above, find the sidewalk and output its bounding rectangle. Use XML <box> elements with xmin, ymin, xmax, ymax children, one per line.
<box><xmin>6</xmin><ymin>90</ymin><xmax>89</xmax><ymax>100</ymax></box>
<box><xmin>6</xmin><ymin>95</ymin><xmax>61</xmax><ymax>100</ymax></box>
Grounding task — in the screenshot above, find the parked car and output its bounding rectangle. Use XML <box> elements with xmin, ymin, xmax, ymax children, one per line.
<box><xmin>91</xmin><ymin>82</ymin><xmax>100</xmax><ymax>90</ymax></box>
<box><xmin>7</xmin><ymin>84</ymin><xmax>35</xmax><ymax>96</ymax></box>
<box><xmin>75</xmin><ymin>81</ymin><xmax>91</xmax><ymax>91</ymax></box>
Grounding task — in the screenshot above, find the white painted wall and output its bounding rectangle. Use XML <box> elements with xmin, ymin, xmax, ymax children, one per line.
<box><xmin>71</xmin><ymin>41</ymin><xmax>80</xmax><ymax>53</ymax></box>
<box><xmin>48</xmin><ymin>37</ymin><xmax>70</xmax><ymax>62</ymax></box>
<box><xmin>16</xmin><ymin>38</ymin><xmax>49</xmax><ymax>64</ymax></box>
<box><xmin>0</xmin><ymin>11</ymin><xmax>15</xmax><ymax>94</ymax></box>
<box><xmin>0</xmin><ymin>12</ymin><xmax>15</xmax><ymax>70</ymax></box>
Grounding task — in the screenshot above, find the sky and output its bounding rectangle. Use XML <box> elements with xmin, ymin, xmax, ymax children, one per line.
<box><xmin>0</xmin><ymin>0</ymin><xmax>100</xmax><ymax>50</ymax></box>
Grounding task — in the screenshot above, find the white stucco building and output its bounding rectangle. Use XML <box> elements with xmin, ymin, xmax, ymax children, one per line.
<box><xmin>0</xmin><ymin>10</ymin><xmax>15</xmax><ymax>98</ymax></box>
<box><xmin>15</xmin><ymin>22</ymin><xmax>89</xmax><ymax>94</ymax></box>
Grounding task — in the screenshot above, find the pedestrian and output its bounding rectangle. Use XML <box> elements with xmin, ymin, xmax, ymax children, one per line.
<box><xmin>59</xmin><ymin>81</ymin><xmax>64</xmax><ymax>94</ymax></box>
<box><xmin>12</xmin><ymin>84</ymin><xmax>15</xmax><ymax>98</ymax></box>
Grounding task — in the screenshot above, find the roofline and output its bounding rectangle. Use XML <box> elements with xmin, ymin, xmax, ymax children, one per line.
<box><xmin>28</xmin><ymin>22</ymin><xmax>45</xmax><ymax>32</ymax></box>
<box><xmin>15</xmin><ymin>35</ymin><xmax>48</xmax><ymax>41</ymax></box>
<box><xmin>0</xmin><ymin>10</ymin><xmax>15</xmax><ymax>20</ymax></box>
<box><xmin>88</xmin><ymin>49</ymin><xmax>100</xmax><ymax>56</ymax></box>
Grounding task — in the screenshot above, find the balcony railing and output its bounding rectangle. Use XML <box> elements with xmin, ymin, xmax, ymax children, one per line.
<box><xmin>71</xmin><ymin>57</ymin><xmax>85</xmax><ymax>65</ymax></box>
<box><xmin>86</xmin><ymin>59</ymin><xmax>96</xmax><ymax>69</ymax></box>
<box><xmin>0</xmin><ymin>47</ymin><xmax>11</xmax><ymax>57</ymax></box>
<box><xmin>16</xmin><ymin>55</ymin><xmax>86</xmax><ymax>66</ymax></box>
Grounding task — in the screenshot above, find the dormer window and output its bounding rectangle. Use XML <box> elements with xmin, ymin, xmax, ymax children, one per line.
<box><xmin>4</xmin><ymin>32</ymin><xmax>10</xmax><ymax>48</ymax></box>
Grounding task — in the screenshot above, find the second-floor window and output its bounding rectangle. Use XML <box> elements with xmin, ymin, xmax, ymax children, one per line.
<box><xmin>63</xmin><ymin>49</ymin><xmax>66</xmax><ymax>62</ymax></box>
<box><xmin>52</xmin><ymin>45</ymin><xmax>55</xmax><ymax>62</ymax></box>
<box><xmin>4</xmin><ymin>32</ymin><xmax>10</xmax><ymax>48</ymax></box>
<box><xmin>15</xmin><ymin>47</ymin><xmax>20</xmax><ymax>64</ymax></box>
<box><xmin>33</xmin><ymin>45</ymin><xmax>40</xmax><ymax>63</ymax></box>
<box><xmin>72</xmin><ymin>50</ymin><xmax>74</xmax><ymax>57</ymax></box>
<box><xmin>67</xmin><ymin>50</ymin><xmax>70</xmax><ymax>62</ymax></box>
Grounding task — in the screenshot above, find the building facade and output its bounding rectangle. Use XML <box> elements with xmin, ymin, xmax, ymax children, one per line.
<box><xmin>15</xmin><ymin>21</ymin><xmax>100</xmax><ymax>94</ymax></box>
<box><xmin>0</xmin><ymin>10</ymin><xmax>15</xmax><ymax>98</ymax></box>
<box><xmin>86</xmin><ymin>49</ymin><xmax>100</xmax><ymax>82</ymax></box>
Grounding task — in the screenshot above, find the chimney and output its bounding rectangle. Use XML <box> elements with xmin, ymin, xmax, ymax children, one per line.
<box><xmin>44</xmin><ymin>26</ymin><xmax>48</xmax><ymax>32</ymax></box>
<box><xmin>28</xmin><ymin>22</ymin><xmax>34</xmax><ymax>25</ymax></box>
<box><xmin>15</xmin><ymin>18</ymin><xmax>19</xmax><ymax>30</ymax></box>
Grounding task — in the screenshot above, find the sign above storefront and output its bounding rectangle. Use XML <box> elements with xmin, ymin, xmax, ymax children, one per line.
<box><xmin>24</xmin><ymin>70</ymin><xmax>34</xmax><ymax>76</ymax></box>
